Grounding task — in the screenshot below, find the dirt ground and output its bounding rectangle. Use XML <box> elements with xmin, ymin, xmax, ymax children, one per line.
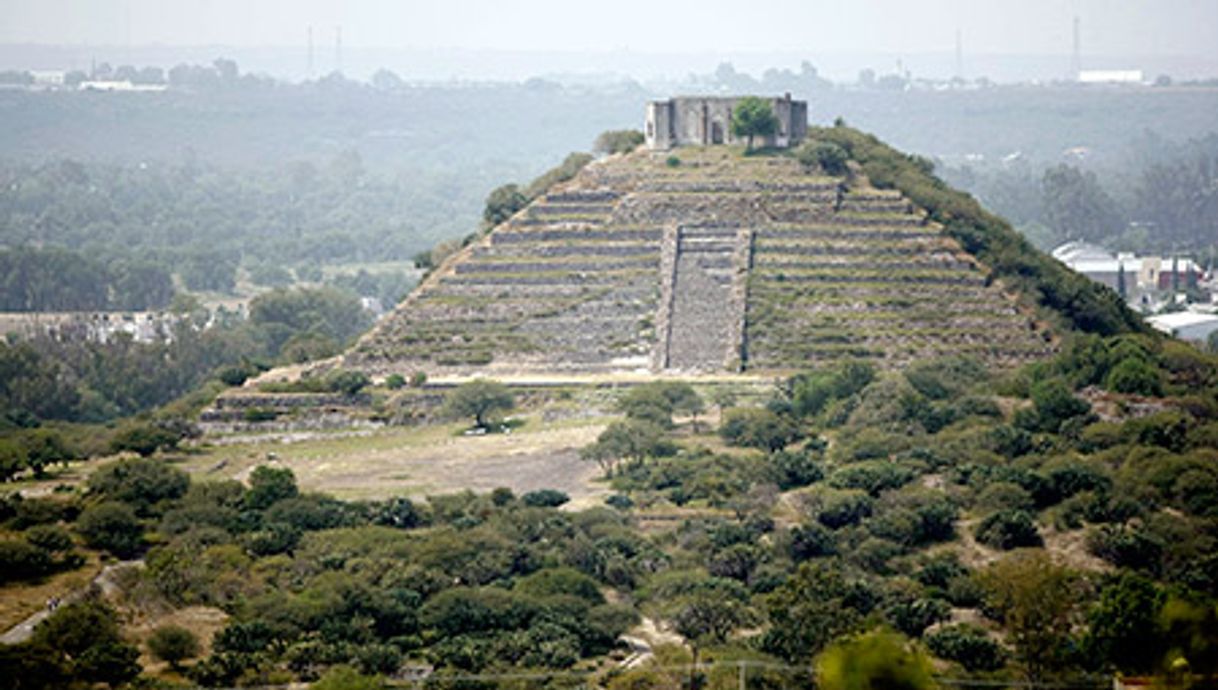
<box><xmin>177</xmin><ymin>416</ymin><xmax>614</xmax><ymax>507</ymax></box>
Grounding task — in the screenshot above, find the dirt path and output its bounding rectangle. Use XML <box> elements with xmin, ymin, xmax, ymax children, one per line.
<box><xmin>0</xmin><ymin>560</ymin><xmax>143</xmax><ymax>645</ymax></box>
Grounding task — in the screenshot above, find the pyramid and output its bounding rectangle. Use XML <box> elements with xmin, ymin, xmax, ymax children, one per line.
<box><xmin>347</xmin><ymin>145</ymin><xmax>1053</xmax><ymax>378</ymax></box>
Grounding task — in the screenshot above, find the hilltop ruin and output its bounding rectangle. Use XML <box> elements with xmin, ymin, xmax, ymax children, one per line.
<box><xmin>346</xmin><ymin>142</ymin><xmax>1051</xmax><ymax>379</ymax></box>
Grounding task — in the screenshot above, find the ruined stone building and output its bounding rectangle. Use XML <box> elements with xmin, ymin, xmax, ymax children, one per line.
<box><xmin>644</xmin><ymin>95</ymin><xmax>808</xmax><ymax>150</ymax></box>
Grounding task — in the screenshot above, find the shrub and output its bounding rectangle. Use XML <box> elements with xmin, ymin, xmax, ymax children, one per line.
<box><xmin>147</xmin><ymin>625</ymin><xmax>200</xmax><ymax>669</ymax></box>
<box><xmin>24</xmin><ymin>524</ymin><xmax>74</xmax><ymax>553</ymax></box>
<box><xmin>719</xmin><ymin>408</ymin><xmax>801</xmax><ymax>452</ymax></box>
<box><xmin>790</xmin><ymin>523</ymin><xmax>837</xmax><ymax>561</ymax></box>
<box><xmin>974</xmin><ymin>509</ymin><xmax>1042</xmax><ymax>550</ymax></box>
<box><xmin>326</xmin><ymin>369</ymin><xmax>371</xmax><ymax>396</ymax></box>
<box><xmin>796</xmin><ymin>141</ymin><xmax>850</xmax><ymax>176</ymax></box>
<box><xmin>1104</xmin><ymin>357</ymin><xmax>1163</xmax><ymax>396</ymax></box>
<box><xmin>76</xmin><ymin>501</ymin><xmax>144</xmax><ymax>557</ymax></box>
<box><xmin>594</xmin><ymin>129</ymin><xmax>645</xmax><ymax>155</ymax></box>
<box><xmin>522</xmin><ymin>489</ymin><xmax>569</xmax><ymax>508</ymax></box>
<box><xmin>816</xmin><ymin>491</ymin><xmax>874</xmax><ymax>529</ymax></box>
<box><xmin>828</xmin><ymin>461</ymin><xmax>916</xmax><ymax>497</ymax></box>
<box><xmin>109</xmin><ymin>423</ymin><xmax>183</xmax><ymax>457</ymax></box>
<box><xmin>925</xmin><ymin>624</ymin><xmax>1005</xmax><ymax>671</ymax></box>
<box><xmin>768</xmin><ymin>449</ymin><xmax>825</xmax><ymax>490</ymax></box>
<box><xmin>1087</xmin><ymin>524</ymin><xmax>1164</xmax><ymax>573</ymax></box>
<box><xmin>384</xmin><ymin>373</ymin><xmax>406</xmax><ymax>390</ymax></box>
<box><xmin>816</xmin><ymin>629</ymin><xmax>936</xmax><ymax>690</ymax></box>
<box><xmin>87</xmin><ymin>457</ymin><xmax>190</xmax><ymax>516</ymax></box>
<box><xmin>0</xmin><ymin>540</ymin><xmax>54</xmax><ymax>582</ymax></box>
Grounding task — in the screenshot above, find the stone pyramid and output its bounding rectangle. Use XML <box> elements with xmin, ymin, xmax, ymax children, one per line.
<box><xmin>347</xmin><ymin>146</ymin><xmax>1052</xmax><ymax>377</ymax></box>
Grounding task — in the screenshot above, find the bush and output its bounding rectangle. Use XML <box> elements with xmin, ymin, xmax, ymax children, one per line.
<box><xmin>147</xmin><ymin>625</ymin><xmax>200</xmax><ymax>669</ymax></box>
<box><xmin>76</xmin><ymin>501</ymin><xmax>144</xmax><ymax>557</ymax></box>
<box><xmin>109</xmin><ymin>423</ymin><xmax>184</xmax><ymax>457</ymax></box>
<box><xmin>24</xmin><ymin>524</ymin><xmax>74</xmax><ymax>553</ymax></box>
<box><xmin>384</xmin><ymin>373</ymin><xmax>406</xmax><ymax>390</ymax></box>
<box><xmin>1087</xmin><ymin>524</ymin><xmax>1164</xmax><ymax>573</ymax></box>
<box><xmin>0</xmin><ymin>540</ymin><xmax>54</xmax><ymax>582</ymax></box>
<box><xmin>796</xmin><ymin>141</ymin><xmax>849</xmax><ymax>176</ymax></box>
<box><xmin>594</xmin><ymin>129</ymin><xmax>645</xmax><ymax>155</ymax></box>
<box><xmin>816</xmin><ymin>629</ymin><xmax>936</xmax><ymax>690</ymax></box>
<box><xmin>828</xmin><ymin>461</ymin><xmax>916</xmax><ymax>497</ymax></box>
<box><xmin>768</xmin><ymin>449</ymin><xmax>825</xmax><ymax>490</ymax></box>
<box><xmin>522</xmin><ymin>489</ymin><xmax>569</xmax><ymax>508</ymax></box>
<box><xmin>326</xmin><ymin>369</ymin><xmax>371</xmax><ymax>396</ymax></box>
<box><xmin>86</xmin><ymin>457</ymin><xmax>189</xmax><ymax>516</ymax></box>
<box><xmin>719</xmin><ymin>408</ymin><xmax>801</xmax><ymax>452</ymax></box>
<box><xmin>789</xmin><ymin>523</ymin><xmax>837</xmax><ymax>561</ymax></box>
<box><xmin>925</xmin><ymin>624</ymin><xmax>1005</xmax><ymax>671</ymax></box>
<box><xmin>974</xmin><ymin>509</ymin><xmax>1042</xmax><ymax>550</ymax></box>
<box><xmin>1104</xmin><ymin>357</ymin><xmax>1163</xmax><ymax>396</ymax></box>
<box><xmin>816</xmin><ymin>491</ymin><xmax>874</xmax><ymax>529</ymax></box>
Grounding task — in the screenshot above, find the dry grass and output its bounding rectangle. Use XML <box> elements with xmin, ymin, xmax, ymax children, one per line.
<box><xmin>127</xmin><ymin>605</ymin><xmax>229</xmax><ymax>678</ymax></box>
<box><xmin>0</xmin><ymin>551</ymin><xmax>103</xmax><ymax>632</ymax></box>
<box><xmin>175</xmin><ymin>414</ymin><xmax>614</xmax><ymax>504</ymax></box>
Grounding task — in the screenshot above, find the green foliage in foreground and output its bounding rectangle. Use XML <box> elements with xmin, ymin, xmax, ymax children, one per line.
<box><xmin>816</xmin><ymin>629</ymin><xmax>936</xmax><ymax>690</ymax></box>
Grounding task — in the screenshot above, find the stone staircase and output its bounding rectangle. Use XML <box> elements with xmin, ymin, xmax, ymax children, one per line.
<box><xmin>655</xmin><ymin>226</ymin><xmax>752</xmax><ymax>373</ymax></box>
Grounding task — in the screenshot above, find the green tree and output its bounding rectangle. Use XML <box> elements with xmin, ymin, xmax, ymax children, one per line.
<box><xmin>1043</xmin><ymin>164</ymin><xmax>1125</xmax><ymax>243</ymax></box>
<box><xmin>483</xmin><ymin>183</ymin><xmax>529</xmax><ymax>226</ymax></box>
<box><xmin>76</xmin><ymin>502</ymin><xmax>144</xmax><ymax>558</ymax></box>
<box><xmin>816</xmin><ymin>629</ymin><xmax>936</xmax><ymax>690</ymax></box>
<box><xmin>978</xmin><ymin>551</ymin><xmax>1082</xmax><ymax>681</ymax></box>
<box><xmin>797</xmin><ymin>141</ymin><xmax>850</xmax><ymax>176</ymax></box>
<box><xmin>87</xmin><ymin>457</ymin><xmax>189</xmax><ymax>516</ymax></box>
<box><xmin>245</xmin><ymin>465</ymin><xmax>299</xmax><ymax>510</ymax></box>
<box><xmin>761</xmin><ymin>561</ymin><xmax>871</xmax><ymax>661</ymax></box>
<box><xmin>443</xmin><ymin>379</ymin><xmax>515</xmax><ymax>430</ymax></box>
<box><xmin>581</xmin><ymin>419</ymin><xmax>672</xmax><ymax>476</ymax></box>
<box><xmin>108</xmin><ymin>423</ymin><xmax>184</xmax><ymax>457</ymax></box>
<box><xmin>719</xmin><ymin>408</ymin><xmax>800</xmax><ymax>451</ymax></box>
<box><xmin>731</xmin><ymin>96</ymin><xmax>779</xmax><ymax>151</ymax></box>
<box><xmin>147</xmin><ymin>624</ymin><xmax>200</xmax><ymax>670</ymax></box>
<box><xmin>1084</xmin><ymin>572</ymin><xmax>1165</xmax><ymax>674</ymax></box>
<box><xmin>30</xmin><ymin>599</ymin><xmax>141</xmax><ymax>688</ymax></box>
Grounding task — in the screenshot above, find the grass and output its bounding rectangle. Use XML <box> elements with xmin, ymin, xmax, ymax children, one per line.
<box><xmin>0</xmin><ymin>550</ymin><xmax>103</xmax><ymax>633</ymax></box>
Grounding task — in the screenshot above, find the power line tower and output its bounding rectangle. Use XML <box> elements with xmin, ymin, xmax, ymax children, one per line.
<box><xmin>1071</xmin><ymin>16</ymin><xmax>1081</xmax><ymax>80</ymax></box>
<box><xmin>335</xmin><ymin>26</ymin><xmax>343</xmax><ymax>74</ymax></box>
<box><xmin>955</xmin><ymin>28</ymin><xmax>963</xmax><ymax>81</ymax></box>
<box><xmin>307</xmin><ymin>26</ymin><xmax>314</xmax><ymax>78</ymax></box>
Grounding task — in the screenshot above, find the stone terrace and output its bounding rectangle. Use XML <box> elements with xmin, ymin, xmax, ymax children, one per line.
<box><xmin>347</xmin><ymin>147</ymin><xmax>1052</xmax><ymax>377</ymax></box>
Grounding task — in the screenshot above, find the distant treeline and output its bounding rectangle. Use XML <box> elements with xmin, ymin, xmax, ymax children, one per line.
<box><xmin>943</xmin><ymin>132</ymin><xmax>1218</xmax><ymax>255</ymax></box>
<box><xmin>0</xmin><ymin>285</ymin><xmax>371</xmax><ymax>426</ymax></box>
<box><xmin>0</xmin><ymin>246</ymin><xmax>174</xmax><ymax>312</ymax></box>
<box><xmin>0</xmin><ymin>156</ymin><xmax>463</xmax><ymax>297</ymax></box>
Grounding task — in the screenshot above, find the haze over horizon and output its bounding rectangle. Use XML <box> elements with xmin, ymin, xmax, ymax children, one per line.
<box><xmin>2</xmin><ymin>0</ymin><xmax>1218</xmax><ymax>82</ymax></box>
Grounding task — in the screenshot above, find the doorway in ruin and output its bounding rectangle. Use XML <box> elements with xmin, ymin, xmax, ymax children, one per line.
<box><xmin>711</xmin><ymin>121</ymin><xmax>724</xmax><ymax>144</ymax></box>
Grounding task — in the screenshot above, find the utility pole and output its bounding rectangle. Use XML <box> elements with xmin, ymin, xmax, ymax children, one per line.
<box><xmin>335</xmin><ymin>26</ymin><xmax>343</xmax><ymax>74</ymax></box>
<box><xmin>1071</xmin><ymin>16</ymin><xmax>1081</xmax><ymax>80</ymax></box>
<box><xmin>307</xmin><ymin>26</ymin><xmax>314</xmax><ymax>78</ymax></box>
<box><xmin>955</xmin><ymin>28</ymin><xmax>963</xmax><ymax>81</ymax></box>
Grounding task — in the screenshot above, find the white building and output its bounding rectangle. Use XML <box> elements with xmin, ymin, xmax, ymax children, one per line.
<box><xmin>1147</xmin><ymin>312</ymin><xmax>1218</xmax><ymax>343</ymax></box>
<box><xmin>1077</xmin><ymin>70</ymin><xmax>1144</xmax><ymax>85</ymax></box>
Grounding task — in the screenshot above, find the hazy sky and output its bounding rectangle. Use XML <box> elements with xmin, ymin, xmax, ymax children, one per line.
<box><xmin>2</xmin><ymin>0</ymin><xmax>1216</xmax><ymax>58</ymax></box>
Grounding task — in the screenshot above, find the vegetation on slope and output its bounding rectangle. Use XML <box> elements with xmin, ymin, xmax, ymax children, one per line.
<box><xmin>812</xmin><ymin>125</ymin><xmax>1150</xmax><ymax>337</ymax></box>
